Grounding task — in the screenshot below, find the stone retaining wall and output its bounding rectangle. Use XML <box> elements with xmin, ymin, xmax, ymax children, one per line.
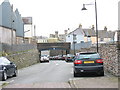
<box><xmin>80</xmin><ymin>42</ymin><xmax>120</xmax><ymax>76</ymax></box>
<box><xmin>6</xmin><ymin>49</ymin><xmax>40</xmax><ymax>69</ymax></box>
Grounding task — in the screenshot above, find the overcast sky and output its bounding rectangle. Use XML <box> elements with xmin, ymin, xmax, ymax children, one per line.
<box><xmin>1</xmin><ymin>0</ymin><xmax>119</xmax><ymax>37</ymax></box>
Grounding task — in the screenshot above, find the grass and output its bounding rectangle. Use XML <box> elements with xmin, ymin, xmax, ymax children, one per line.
<box><xmin>0</xmin><ymin>82</ymin><xmax>9</xmax><ymax>88</ymax></box>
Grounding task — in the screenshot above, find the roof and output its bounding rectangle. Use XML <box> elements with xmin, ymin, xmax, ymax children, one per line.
<box><xmin>68</xmin><ymin>28</ymin><xmax>84</xmax><ymax>35</ymax></box>
<box><xmin>22</xmin><ymin>17</ymin><xmax>32</xmax><ymax>24</ymax></box>
<box><xmin>98</xmin><ymin>30</ymin><xmax>115</xmax><ymax>38</ymax></box>
<box><xmin>67</xmin><ymin>26</ymin><xmax>115</xmax><ymax>39</ymax></box>
<box><xmin>82</xmin><ymin>29</ymin><xmax>96</xmax><ymax>37</ymax></box>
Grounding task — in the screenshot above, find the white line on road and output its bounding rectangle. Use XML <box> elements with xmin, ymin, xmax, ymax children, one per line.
<box><xmin>56</xmin><ymin>63</ymin><xmax>59</xmax><ymax>66</ymax></box>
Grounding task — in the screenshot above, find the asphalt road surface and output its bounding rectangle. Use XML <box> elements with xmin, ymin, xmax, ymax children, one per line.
<box><xmin>2</xmin><ymin>60</ymin><xmax>116</xmax><ymax>88</ymax></box>
<box><xmin>5</xmin><ymin>60</ymin><xmax>73</xmax><ymax>88</ymax></box>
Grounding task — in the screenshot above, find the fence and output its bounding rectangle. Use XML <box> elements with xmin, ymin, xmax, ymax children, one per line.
<box><xmin>0</xmin><ymin>43</ymin><xmax>37</xmax><ymax>55</ymax></box>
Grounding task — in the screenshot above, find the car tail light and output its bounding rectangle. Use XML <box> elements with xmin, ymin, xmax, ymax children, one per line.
<box><xmin>96</xmin><ymin>59</ymin><xmax>103</xmax><ymax>63</ymax></box>
<box><xmin>74</xmin><ymin>60</ymin><xmax>82</xmax><ymax>64</ymax></box>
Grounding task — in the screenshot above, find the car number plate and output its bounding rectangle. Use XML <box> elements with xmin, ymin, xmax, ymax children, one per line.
<box><xmin>84</xmin><ymin>61</ymin><xmax>94</xmax><ymax>64</ymax></box>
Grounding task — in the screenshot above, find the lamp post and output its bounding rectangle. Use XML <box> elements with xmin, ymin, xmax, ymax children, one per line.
<box><xmin>81</xmin><ymin>0</ymin><xmax>99</xmax><ymax>53</ymax></box>
<box><xmin>73</xmin><ymin>33</ymin><xmax>76</xmax><ymax>55</ymax></box>
<box><xmin>23</xmin><ymin>30</ymin><xmax>30</xmax><ymax>43</ymax></box>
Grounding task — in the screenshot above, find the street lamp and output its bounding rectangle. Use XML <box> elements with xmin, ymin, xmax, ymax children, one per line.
<box><xmin>23</xmin><ymin>30</ymin><xmax>30</xmax><ymax>43</ymax></box>
<box><xmin>73</xmin><ymin>33</ymin><xmax>76</xmax><ymax>55</ymax></box>
<box><xmin>81</xmin><ymin>0</ymin><xmax>99</xmax><ymax>53</ymax></box>
<box><xmin>24</xmin><ymin>30</ymin><xmax>30</xmax><ymax>33</ymax></box>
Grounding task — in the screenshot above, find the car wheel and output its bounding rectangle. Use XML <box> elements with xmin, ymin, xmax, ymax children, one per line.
<box><xmin>2</xmin><ymin>70</ymin><xmax>7</xmax><ymax>81</ymax></box>
<box><xmin>40</xmin><ymin>61</ymin><xmax>43</xmax><ymax>63</ymax></box>
<box><xmin>74</xmin><ymin>72</ymin><xmax>79</xmax><ymax>77</ymax></box>
<box><xmin>13</xmin><ymin>69</ymin><xmax>18</xmax><ymax>77</ymax></box>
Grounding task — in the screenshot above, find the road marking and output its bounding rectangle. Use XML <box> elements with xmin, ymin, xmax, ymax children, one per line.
<box><xmin>56</xmin><ymin>63</ymin><xmax>59</xmax><ymax>66</ymax></box>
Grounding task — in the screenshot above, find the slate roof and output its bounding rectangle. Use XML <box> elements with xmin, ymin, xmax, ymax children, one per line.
<box><xmin>98</xmin><ymin>30</ymin><xmax>115</xmax><ymax>38</ymax></box>
<box><xmin>67</xmin><ymin>27</ymin><xmax>115</xmax><ymax>39</ymax></box>
<box><xmin>82</xmin><ymin>29</ymin><xmax>96</xmax><ymax>37</ymax></box>
<box><xmin>68</xmin><ymin>28</ymin><xmax>84</xmax><ymax>35</ymax></box>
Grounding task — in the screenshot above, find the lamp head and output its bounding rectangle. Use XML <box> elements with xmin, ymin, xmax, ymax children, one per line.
<box><xmin>81</xmin><ymin>4</ymin><xmax>87</xmax><ymax>10</ymax></box>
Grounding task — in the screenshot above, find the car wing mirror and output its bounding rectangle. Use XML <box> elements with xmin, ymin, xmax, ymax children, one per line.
<box><xmin>10</xmin><ymin>62</ymin><xmax>14</xmax><ymax>65</ymax></box>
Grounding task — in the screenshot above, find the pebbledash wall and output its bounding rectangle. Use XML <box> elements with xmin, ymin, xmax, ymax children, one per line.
<box><xmin>80</xmin><ymin>42</ymin><xmax>120</xmax><ymax>76</ymax></box>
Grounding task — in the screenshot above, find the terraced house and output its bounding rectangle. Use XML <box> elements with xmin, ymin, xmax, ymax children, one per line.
<box><xmin>66</xmin><ymin>24</ymin><xmax>115</xmax><ymax>50</ymax></box>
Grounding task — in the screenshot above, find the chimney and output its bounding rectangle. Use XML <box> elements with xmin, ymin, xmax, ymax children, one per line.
<box><xmin>104</xmin><ymin>26</ymin><xmax>107</xmax><ymax>31</ymax></box>
<box><xmin>64</xmin><ymin>30</ymin><xmax>68</xmax><ymax>35</ymax></box>
<box><xmin>55</xmin><ymin>31</ymin><xmax>58</xmax><ymax>38</ymax></box>
<box><xmin>91</xmin><ymin>25</ymin><xmax>95</xmax><ymax>30</ymax></box>
<box><xmin>79</xmin><ymin>24</ymin><xmax>82</xmax><ymax>29</ymax></box>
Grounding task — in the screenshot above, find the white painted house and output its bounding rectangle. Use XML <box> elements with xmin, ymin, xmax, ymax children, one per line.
<box><xmin>66</xmin><ymin>25</ymin><xmax>93</xmax><ymax>50</ymax></box>
<box><xmin>66</xmin><ymin>27</ymin><xmax>84</xmax><ymax>44</ymax></box>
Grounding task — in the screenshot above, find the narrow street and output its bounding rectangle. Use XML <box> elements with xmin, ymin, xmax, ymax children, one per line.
<box><xmin>4</xmin><ymin>60</ymin><xmax>73</xmax><ymax>88</ymax></box>
<box><xmin>1</xmin><ymin>60</ymin><xmax>118</xmax><ymax>88</ymax></box>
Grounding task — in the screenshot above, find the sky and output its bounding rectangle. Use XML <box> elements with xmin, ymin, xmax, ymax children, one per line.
<box><xmin>0</xmin><ymin>0</ymin><xmax>120</xmax><ymax>37</ymax></box>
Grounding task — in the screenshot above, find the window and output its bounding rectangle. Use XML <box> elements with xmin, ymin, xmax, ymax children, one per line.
<box><xmin>0</xmin><ymin>57</ymin><xmax>10</xmax><ymax>65</ymax></box>
<box><xmin>68</xmin><ymin>35</ymin><xmax>70</xmax><ymax>37</ymax></box>
<box><xmin>100</xmin><ymin>38</ymin><xmax>104</xmax><ymax>41</ymax></box>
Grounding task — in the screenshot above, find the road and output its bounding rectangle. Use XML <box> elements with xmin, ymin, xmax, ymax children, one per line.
<box><xmin>4</xmin><ymin>60</ymin><xmax>73</xmax><ymax>88</ymax></box>
<box><xmin>2</xmin><ymin>60</ymin><xmax>118</xmax><ymax>88</ymax></box>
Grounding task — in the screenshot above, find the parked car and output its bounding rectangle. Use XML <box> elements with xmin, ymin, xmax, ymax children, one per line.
<box><xmin>49</xmin><ymin>56</ymin><xmax>54</xmax><ymax>60</ymax></box>
<box><xmin>65</xmin><ymin>54</ymin><xmax>75</xmax><ymax>62</ymax></box>
<box><xmin>53</xmin><ymin>56</ymin><xmax>59</xmax><ymax>60</ymax></box>
<box><xmin>0</xmin><ymin>57</ymin><xmax>17</xmax><ymax>81</ymax></box>
<box><xmin>40</xmin><ymin>55</ymin><xmax>49</xmax><ymax>62</ymax></box>
<box><xmin>62</xmin><ymin>55</ymin><xmax>66</xmax><ymax>60</ymax></box>
<box><xmin>73</xmin><ymin>52</ymin><xmax>104</xmax><ymax>77</ymax></box>
<box><xmin>57</xmin><ymin>55</ymin><xmax>64</xmax><ymax>60</ymax></box>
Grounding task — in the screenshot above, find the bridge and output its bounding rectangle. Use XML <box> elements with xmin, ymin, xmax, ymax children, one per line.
<box><xmin>37</xmin><ymin>42</ymin><xmax>71</xmax><ymax>56</ymax></box>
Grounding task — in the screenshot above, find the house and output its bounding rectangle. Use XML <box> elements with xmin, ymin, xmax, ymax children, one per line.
<box><xmin>66</xmin><ymin>24</ymin><xmax>93</xmax><ymax>50</ymax></box>
<box><xmin>66</xmin><ymin>25</ymin><xmax>84</xmax><ymax>44</ymax></box>
<box><xmin>98</xmin><ymin>27</ymin><xmax>115</xmax><ymax>43</ymax></box>
<box><xmin>36</xmin><ymin>36</ymin><xmax>48</xmax><ymax>43</ymax></box>
<box><xmin>15</xmin><ymin>9</ymin><xmax>24</xmax><ymax>44</ymax></box>
<box><xmin>82</xmin><ymin>25</ymin><xmax>96</xmax><ymax>44</ymax></box>
<box><xmin>0</xmin><ymin>0</ymin><xmax>24</xmax><ymax>45</ymax></box>
<box><xmin>49</xmin><ymin>30</ymin><xmax>68</xmax><ymax>42</ymax></box>
<box><xmin>22</xmin><ymin>17</ymin><xmax>34</xmax><ymax>44</ymax></box>
<box><xmin>0</xmin><ymin>0</ymin><xmax>16</xmax><ymax>45</ymax></box>
<box><xmin>66</xmin><ymin>24</ymin><xmax>115</xmax><ymax>50</ymax></box>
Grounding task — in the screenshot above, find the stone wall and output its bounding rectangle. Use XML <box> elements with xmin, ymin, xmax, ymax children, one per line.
<box><xmin>100</xmin><ymin>43</ymin><xmax>119</xmax><ymax>76</ymax></box>
<box><xmin>6</xmin><ymin>49</ymin><xmax>40</xmax><ymax>69</ymax></box>
<box><xmin>2</xmin><ymin>43</ymin><xmax>37</xmax><ymax>54</ymax></box>
<box><xmin>80</xmin><ymin>43</ymin><xmax>119</xmax><ymax>76</ymax></box>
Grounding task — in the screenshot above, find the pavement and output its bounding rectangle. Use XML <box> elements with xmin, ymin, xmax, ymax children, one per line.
<box><xmin>0</xmin><ymin>76</ymin><xmax>119</xmax><ymax>89</ymax></box>
<box><xmin>69</xmin><ymin>76</ymin><xmax>119</xmax><ymax>88</ymax></box>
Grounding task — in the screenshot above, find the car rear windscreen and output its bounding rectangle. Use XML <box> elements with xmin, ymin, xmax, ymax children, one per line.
<box><xmin>77</xmin><ymin>53</ymin><xmax>100</xmax><ymax>59</ymax></box>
